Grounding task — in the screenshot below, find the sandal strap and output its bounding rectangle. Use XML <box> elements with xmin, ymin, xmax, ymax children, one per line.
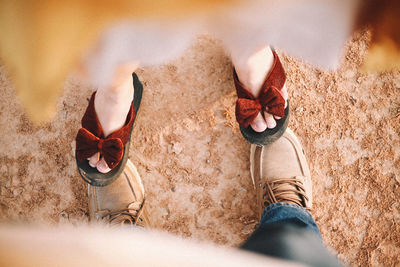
<box><xmin>75</xmin><ymin>91</ymin><xmax>135</xmax><ymax>169</ymax></box>
<box><xmin>234</xmin><ymin>50</ymin><xmax>286</xmax><ymax>128</ymax></box>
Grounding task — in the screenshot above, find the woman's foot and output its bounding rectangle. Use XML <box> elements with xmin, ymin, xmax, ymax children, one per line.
<box><xmin>232</xmin><ymin>46</ymin><xmax>288</xmax><ymax>132</ymax></box>
<box><xmin>87</xmin><ymin>63</ymin><xmax>138</xmax><ymax>173</ymax></box>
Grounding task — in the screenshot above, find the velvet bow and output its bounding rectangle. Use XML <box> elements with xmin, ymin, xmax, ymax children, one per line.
<box><xmin>76</xmin><ymin>128</ymin><xmax>124</xmax><ymax>169</ymax></box>
<box><xmin>235</xmin><ymin>85</ymin><xmax>285</xmax><ymax>128</ymax></box>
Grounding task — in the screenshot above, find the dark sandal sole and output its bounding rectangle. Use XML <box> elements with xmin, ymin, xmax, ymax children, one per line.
<box><xmin>75</xmin><ymin>73</ymin><xmax>143</xmax><ymax>187</ymax></box>
<box><xmin>240</xmin><ymin>102</ymin><xmax>289</xmax><ymax>146</ymax></box>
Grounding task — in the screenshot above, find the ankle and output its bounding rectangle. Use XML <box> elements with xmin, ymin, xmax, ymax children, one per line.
<box><xmin>233</xmin><ymin>46</ymin><xmax>274</xmax><ymax>95</ymax></box>
<box><xmin>98</xmin><ymin>81</ymin><xmax>134</xmax><ymax>105</ymax></box>
<box><xmin>99</xmin><ymin>61</ymin><xmax>138</xmax><ymax>96</ymax></box>
<box><xmin>94</xmin><ymin>88</ymin><xmax>133</xmax><ymax>137</ymax></box>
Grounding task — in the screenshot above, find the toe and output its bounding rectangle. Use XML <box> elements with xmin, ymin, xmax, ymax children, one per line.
<box><xmin>96</xmin><ymin>158</ymin><xmax>111</xmax><ymax>173</ymax></box>
<box><xmin>264</xmin><ymin>112</ymin><xmax>277</xmax><ymax>129</ymax></box>
<box><xmin>250</xmin><ymin>112</ymin><xmax>267</xmax><ymax>132</ymax></box>
<box><xmin>88</xmin><ymin>153</ymin><xmax>100</xmax><ymax>168</ymax></box>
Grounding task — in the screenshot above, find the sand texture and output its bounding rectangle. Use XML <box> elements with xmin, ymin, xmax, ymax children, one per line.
<box><xmin>0</xmin><ymin>30</ymin><xmax>399</xmax><ymax>266</ymax></box>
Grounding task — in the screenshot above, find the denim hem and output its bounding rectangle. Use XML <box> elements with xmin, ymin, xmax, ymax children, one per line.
<box><xmin>261</xmin><ymin>202</ymin><xmax>314</xmax><ymax>221</ymax></box>
<box><xmin>260</xmin><ymin>202</ymin><xmax>321</xmax><ymax>237</ymax></box>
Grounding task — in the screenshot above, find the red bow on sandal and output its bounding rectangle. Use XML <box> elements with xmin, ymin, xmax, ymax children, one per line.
<box><xmin>76</xmin><ymin>124</ymin><xmax>125</xmax><ymax>170</ymax></box>
<box><xmin>76</xmin><ymin>92</ymin><xmax>135</xmax><ymax>170</ymax></box>
<box><xmin>75</xmin><ymin>73</ymin><xmax>143</xmax><ymax>187</ymax></box>
<box><xmin>234</xmin><ymin>50</ymin><xmax>290</xmax><ymax>145</ymax></box>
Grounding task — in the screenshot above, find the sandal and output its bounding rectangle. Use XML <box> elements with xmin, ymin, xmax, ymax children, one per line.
<box><xmin>234</xmin><ymin>50</ymin><xmax>289</xmax><ymax>146</ymax></box>
<box><xmin>75</xmin><ymin>73</ymin><xmax>143</xmax><ymax>187</ymax></box>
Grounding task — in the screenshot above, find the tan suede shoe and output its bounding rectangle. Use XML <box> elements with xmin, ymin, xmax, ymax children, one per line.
<box><xmin>250</xmin><ymin>128</ymin><xmax>312</xmax><ymax>218</ymax></box>
<box><xmin>88</xmin><ymin>159</ymin><xmax>150</xmax><ymax>227</ymax></box>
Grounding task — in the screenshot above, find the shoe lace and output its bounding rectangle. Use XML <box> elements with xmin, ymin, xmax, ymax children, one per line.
<box><xmin>262</xmin><ymin>176</ymin><xmax>309</xmax><ymax>209</ymax></box>
<box><xmin>100</xmin><ymin>199</ymin><xmax>146</xmax><ymax>226</ymax></box>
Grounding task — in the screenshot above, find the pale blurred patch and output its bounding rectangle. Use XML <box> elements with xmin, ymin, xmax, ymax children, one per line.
<box><xmin>1</xmin><ymin>0</ymin><xmax>399</xmax><ymax>123</ymax></box>
<box><xmin>364</xmin><ymin>37</ymin><xmax>400</xmax><ymax>72</ymax></box>
<box><xmin>360</xmin><ymin>0</ymin><xmax>400</xmax><ymax>72</ymax></box>
<box><xmin>0</xmin><ymin>0</ymin><xmax>236</xmax><ymax>123</ymax></box>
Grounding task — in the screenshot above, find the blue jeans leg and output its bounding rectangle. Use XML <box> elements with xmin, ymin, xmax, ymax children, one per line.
<box><xmin>241</xmin><ymin>203</ymin><xmax>341</xmax><ymax>267</ymax></box>
<box><xmin>260</xmin><ymin>202</ymin><xmax>321</xmax><ymax>237</ymax></box>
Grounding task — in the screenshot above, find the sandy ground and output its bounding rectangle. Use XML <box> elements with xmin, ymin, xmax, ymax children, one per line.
<box><xmin>0</xmin><ymin>30</ymin><xmax>399</xmax><ymax>266</ymax></box>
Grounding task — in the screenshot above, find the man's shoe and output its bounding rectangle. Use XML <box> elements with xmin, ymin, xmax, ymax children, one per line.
<box><xmin>250</xmin><ymin>128</ymin><xmax>312</xmax><ymax>218</ymax></box>
<box><xmin>88</xmin><ymin>159</ymin><xmax>150</xmax><ymax>227</ymax></box>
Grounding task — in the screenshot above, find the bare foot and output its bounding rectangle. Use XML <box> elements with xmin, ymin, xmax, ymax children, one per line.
<box><xmin>233</xmin><ymin>46</ymin><xmax>288</xmax><ymax>132</ymax></box>
<box><xmin>87</xmin><ymin>63</ymin><xmax>138</xmax><ymax>173</ymax></box>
